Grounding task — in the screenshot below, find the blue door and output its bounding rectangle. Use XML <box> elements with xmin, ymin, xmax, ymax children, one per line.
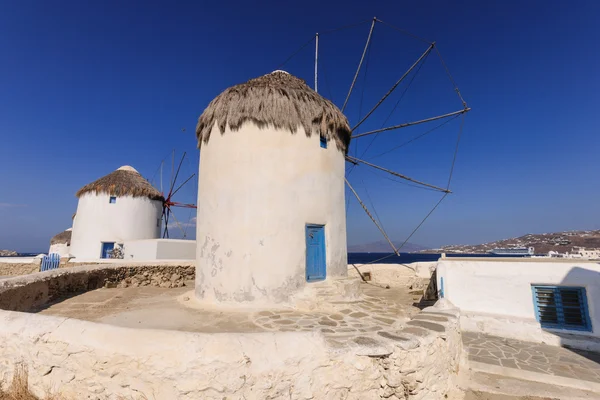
<box><xmin>306</xmin><ymin>225</ymin><xmax>326</xmax><ymax>282</ymax></box>
<box><xmin>101</xmin><ymin>242</ymin><xmax>115</xmax><ymax>259</ymax></box>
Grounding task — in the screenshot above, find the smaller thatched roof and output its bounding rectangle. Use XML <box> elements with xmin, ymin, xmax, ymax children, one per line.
<box><xmin>196</xmin><ymin>70</ymin><xmax>351</xmax><ymax>152</ymax></box>
<box><xmin>76</xmin><ymin>166</ymin><xmax>164</xmax><ymax>201</ymax></box>
<box><xmin>50</xmin><ymin>229</ymin><xmax>72</xmax><ymax>245</ymax></box>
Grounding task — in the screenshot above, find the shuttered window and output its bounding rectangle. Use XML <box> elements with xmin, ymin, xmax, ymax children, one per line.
<box><xmin>531</xmin><ymin>286</ymin><xmax>592</xmax><ymax>331</ymax></box>
<box><xmin>320</xmin><ymin>134</ymin><xmax>327</xmax><ymax>149</ymax></box>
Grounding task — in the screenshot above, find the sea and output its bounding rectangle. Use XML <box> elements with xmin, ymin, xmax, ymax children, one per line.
<box><xmin>347</xmin><ymin>252</ymin><xmax>528</xmax><ymax>264</ymax></box>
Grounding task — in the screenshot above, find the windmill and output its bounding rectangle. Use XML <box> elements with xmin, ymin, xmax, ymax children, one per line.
<box><xmin>278</xmin><ymin>17</ymin><xmax>470</xmax><ymax>263</ymax></box>
<box><xmin>153</xmin><ymin>150</ymin><xmax>197</xmax><ymax>239</ymax></box>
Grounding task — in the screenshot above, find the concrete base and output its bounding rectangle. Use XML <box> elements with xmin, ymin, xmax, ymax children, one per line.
<box><xmin>461</xmin><ymin>370</ymin><xmax>600</xmax><ymax>400</ymax></box>
<box><xmin>468</xmin><ymin>361</ymin><xmax>600</xmax><ymax>393</ymax></box>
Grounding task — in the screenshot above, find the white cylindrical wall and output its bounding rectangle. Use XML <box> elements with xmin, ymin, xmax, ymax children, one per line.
<box><xmin>48</xmin><ymin>243</ymin><xmax>70</xmax><ymax>257</ymax></box>
<box><xmin>196</xmin><ymin>123</ymin><xmax>348</xmax><ymax>304</ymax></box>
<box><xmin>70</xmin><ymin>193</ymin><xmax>162</xmax><ymax>259</ymax></box>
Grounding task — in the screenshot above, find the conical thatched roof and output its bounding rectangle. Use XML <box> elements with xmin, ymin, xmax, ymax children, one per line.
<box><xmin>76</xmin><ymin>166</ymin><xmax>164</xmax><ymax>201</ymax></box>
<box><xmin>50</xmin><ymin>229</ymin><xmax>72</xmax><ymax>245</ymax></box>
<box><xmin>196</xmin><ymin>71</ymin><xmax>351</xmax><ymax>152</ymax></box>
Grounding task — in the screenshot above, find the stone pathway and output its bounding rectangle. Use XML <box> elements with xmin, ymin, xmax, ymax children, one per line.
<box><xmin>463</xmin><ymin>332</ymin><xmax>600</xmax><ymax>384</ymax></box>
<box><xmin>251</xmin><ymin>284</ymin><xmax>417</xmax><ymax>339</ymax></box>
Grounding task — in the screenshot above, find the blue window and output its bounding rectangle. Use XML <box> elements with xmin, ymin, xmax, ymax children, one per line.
<box><xmin>109</xmin><ymin>196</ymin><xmax>117</xmax><ymax>204</ymax></box>
<box><xmin>320</xmin><ymin>134</ymin><xmax>327</xmax><ymax>149</ymax></box>
<box><xmin>531</xmin><ymin>285</ymin><xmax>592</xmax><ymax>331</ymax></box>
<box><xmin>101</xmin><ymin>242</ymin><xmax>115</xmax><ymax>259</ymax></box>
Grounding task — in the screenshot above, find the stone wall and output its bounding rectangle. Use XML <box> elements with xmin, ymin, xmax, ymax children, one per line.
<box><xmin>0</xmin><ymin>262</ymin><xmax>40</xmax><ymax>277</ymax></box>
<box><xmin>0</xmin><ymin>263</ymin><xmax>194</xmax><ymax>312</ymax></box>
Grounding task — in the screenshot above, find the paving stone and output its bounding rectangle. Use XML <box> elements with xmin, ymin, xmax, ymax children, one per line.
<box><xmin>274</xmin><ymin>319</ymin><xmax>295</xmax><ymax>325</ymax></box>
<box><xmin>500</xmin><ymin>358</ymin><xmax>518</xmax><ymax>369</ymax></box>
<box><xmin>318</xmin><ymin>319</ymin><xmax>337</xmax><ymax>327</ymax></box>
<box><xmin>349</xmin><ymin>312</ymin><xmax>368</xmax><ymax>318</ymax></box>
<box><xmin>463</xmin><ymin>332</ymin><xmax>600</xmax><ymax>384</ymax></box>
<box><xmin>372</xmin><ymin>316</ymin><xmax>395</xmax><ymax>325</ymax></box>
<box><xmin>412</xmin><ymin>314</ymin><xmax>448</xmax><ymax>323</ymax></box>
<box><xmin>378</xmin><ymin>331</ymin><xmax>409</xmax><ymax>342</ymax></box>
<box><xmin>471</xmin><ymin>356</ymin><xmax>501</xmax><ymax>366</ymax></box>
<box><xmin>406</xmin><ymin>320</ymin><xmax>445</xmax><ymax>332</ymax></box>
<box><xmin>257</xmin><ymin>311</ymin><xmax>273</xmax><ymax>317</ymax></box>
<box><xmin>399</xmin><ymin>326</ymin><xmax>430</xmax><ymax>337</ymax></box>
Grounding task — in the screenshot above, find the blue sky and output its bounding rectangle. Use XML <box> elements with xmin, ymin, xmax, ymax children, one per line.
<box><xmin>1</xmin><ymin>0</ymin><xmax>599</xmax><ymax>252</ymax></box>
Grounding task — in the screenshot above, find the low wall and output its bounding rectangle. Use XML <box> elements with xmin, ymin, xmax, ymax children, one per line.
<box><xmin>348</xmin><ymin>263</ymin><xmax>437</xmax><ymax>301</ymax></box>
<box><xmin>0</xmin><ymin>265</ymin><xmax>462</xmax><ymax>399</ymax></box>
<box><xmin>348</xmin><ymin>262</ymin><xmax>436</xmax><ymax>286</ymax></box>
<box><xmin>0</xmin><ymin>259</ymin><xmax>40</xmax><ymax>277</ymax></box>
<box><xmin>0</xmin><ymin>263</ymin><xmax>194</xmax><ymax>312</ymax></box>
<box><xmin>437</xmin><ymin>258</ymin><xmax>600</xmax><ymax>346</ymax></box>
<box><xmin>0</xmin><ymin>302</ymin><xmax>461</xmax><ymax>400</ymax></box>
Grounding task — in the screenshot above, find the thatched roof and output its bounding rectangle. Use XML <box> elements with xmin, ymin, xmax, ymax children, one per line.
<box><xmin>76</xmin><ymin>166</ymin><xmax>164</xmax><ymax>201</ymax></box>
<box><xmin>196</xmin><ymin>71</ymin><xmax>351</xmax><ymax>152</ymax></box>
<box><xmin>50</xmin><ymin>229</ymin><xmax>71</xmax><ymax>245</ymax></box>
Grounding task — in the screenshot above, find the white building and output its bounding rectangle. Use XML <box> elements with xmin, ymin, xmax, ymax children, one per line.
<box><xmin>571</xmin><ymin>247</ymin><xmax>600</xmax><ymax>259</ymax></box>
<box><xmin>69</xmin><ymin>166</ymin><xmax>164</xmax><ymax>260</ymax></box>
<box><xmin>48</xmin><ymin>228</ymin><xmax>72</xmax><ymax>257</ymax></box>
<box><xmin>437</xmin><ymin>258</ymin><xmax>600</xmax><ymax>351</ymax></box>
<box><xmin>194</xmin><ymin>71</ymin><xmax>351</xmax><ymax>304</ymax></box>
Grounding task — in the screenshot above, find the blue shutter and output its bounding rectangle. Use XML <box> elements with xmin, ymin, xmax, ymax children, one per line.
<box><xmin>109</xmin><ymin>196</ymin><xmax>117</xmax><ymax>204</ymax></box>
<box><xmin>531</xmin><ymin>285</ymin><xmax>592</xmax><ymax>332</ymax></box>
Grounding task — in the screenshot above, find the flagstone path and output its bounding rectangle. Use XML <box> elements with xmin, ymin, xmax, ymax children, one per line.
<box><xmin>463</xmin><ymin>331</ymin><xmax>600</xmax><ymax>384</ymax></box>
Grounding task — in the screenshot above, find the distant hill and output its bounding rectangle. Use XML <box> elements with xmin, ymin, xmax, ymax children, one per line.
<box><xmin>348</xmin><ymin>240</ymin><xmax>427</xmax><ymax>253</ymax></box>
<box><xmin>0</xmin><ymin>250</ymin><xmax>18</xmax><ymax>257</ymax></box>
<box><xmin>436</xmin><ymin>230</ymin><xmax>600</xmax><ymax>254</ymax></box>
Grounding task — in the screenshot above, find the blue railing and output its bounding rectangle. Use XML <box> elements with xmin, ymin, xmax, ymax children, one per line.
<box><xmin>40</xmin><ymin>253</ymin><xmax>61</xmax><ymax>272</ymax></box>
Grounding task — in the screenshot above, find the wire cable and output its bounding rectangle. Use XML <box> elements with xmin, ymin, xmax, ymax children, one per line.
<box><xmin>276</xmin><ymin>36</ymin><xmax>316</xmax><ymax>70</ymax></box>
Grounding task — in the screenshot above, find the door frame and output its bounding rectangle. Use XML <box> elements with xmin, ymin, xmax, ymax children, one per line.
<box><xmin>100</xmin><ymin>242</ymin><xmax>115</xmax><ymax>259</ymax></box>
<box><xmin>305</xmin><ymin>224</ymin><xmax>326</xmax><ymax>282</ymax></box>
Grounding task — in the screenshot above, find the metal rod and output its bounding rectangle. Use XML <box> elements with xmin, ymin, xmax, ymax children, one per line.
<box><xmin>434</xmin><ymin>46</ymin><xmax>468</xmax><ymax>108</ymax></box>
<box><xmin>163</xmin><ymin>208</ymin><xmax>170</xmax><ymax>238</ymax></box>
<box><xmin>352</xmin><ymin>108</ymin><xmax>470</xmax><ymax>139</ymax></box>
<box><xmin>345</xmin><ymin>178</ymin><xmax>399</xmax><ymax>255</ymax></box>
<box><xmin>341</xmin><ymin>17</ymin><xmax>377</xmax><ymax>112</ymax></box>
<box><xmin>170</xmin><ymin>149</ymin><xmax>175</xmax><ymax>194</ymax></box>
<box><xmin>346</xmin><ymin>155</ymin><xmax>451</xmax><ymax>193</ymax></box>
<box><xmin>168</xmin><ymin>210</ymin><xmax>187</xmax><ymax>238</ymax></box>
<box><xmin>171</xmin><ymin>173</ymin><xmax>196</xmax><ymax>198</ymax></box>
<box><xmin>160</xmin><ymin>160</ymin><xmax>163</xmax><ymax>194</ymax></box>
<box><xmin>314</xmin><ymin>33</ymin><xmax>319</xmax><ymax>93</ymax></box>
<box><xmin>351</xmin><ymin>43</ymin><xmax>435</xmax><ymax>132</ymax></box>
<box><xmin>169</xmin><ymin>151</ymin><xmax>186</xmax><ymax>197</ymax></box>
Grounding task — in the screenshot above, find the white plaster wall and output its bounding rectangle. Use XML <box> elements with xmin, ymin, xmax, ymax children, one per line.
<box><xmin>70</xmin><ymin>193</ymin><xmax>162</xmax><ymax>259</ymax></box>
<box><xmin>48</xmin><ymin>243</ymin><xmax>70</xmax><ymax>257</ymax></box>
<box><xmin>196</xmin><ymin>123</ymin><xmax>347</xmax><ymax>304</ymax></box>
<box><xmin>123</xmin><ymin>239</ymin><xmax>158</xmax><ymax>260</ymax></box>
<box><xmin>156</xmin><ymin>239</ymin><xmax>195</xmax><ymax>259</ymax></box>
<box><xmin>437</xmin><ymin>259</ymin><xmax>600</xmax><ymax>339</ymax></box>
<box><xmin>123</xmin><ymin>239</ymin><xmax>195</xmax><ymax>260</ymax></box>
